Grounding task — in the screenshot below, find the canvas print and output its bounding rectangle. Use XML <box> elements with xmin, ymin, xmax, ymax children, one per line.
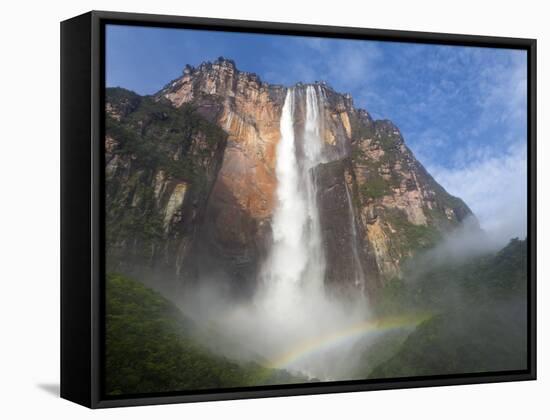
<box><xmin>104</xmin><ymin>24</ymin><xmax>528</xmax><ymax>396</ymax></box>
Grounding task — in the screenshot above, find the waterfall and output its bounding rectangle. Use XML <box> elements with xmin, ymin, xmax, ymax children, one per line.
<box><xmin>344</xmin><ymin>182</ymin><xmax>366</xmax><ymax>290</ymax></box>
<box><xmin>262</xmin><ymin>86</ymin><xmax>326</xmax><ymax>309</ymax></box>
<box><xmin>244</xmin><ymin>84</ymin><xmax>368</xmax><ymax>380</ymax></box>
<box><xmin>302</xmin><ymin>85</ymin><xmax>327</xmax><ymax>293</ymax></box>
<box><xmin>264</xmin><ymin>88</ymin><xmax>308</xmax><ymax>299</ymax></box>
<box><xmin>264</xmin><ymin>84</ymin><xmax>365</xmax><ymax>298</ymax></box>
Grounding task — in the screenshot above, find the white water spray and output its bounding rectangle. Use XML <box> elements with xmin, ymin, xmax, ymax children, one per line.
<box><xmin>246</xmin><ymin>85</ymin><xmax>369</xmax><ymax>378</ymax></box>
<box><xmin>262</xmin><ymin>86</ymin><xmax>327</xmax><ymax>310</ymax></box>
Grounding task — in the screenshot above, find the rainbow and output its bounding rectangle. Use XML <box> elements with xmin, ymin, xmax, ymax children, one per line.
<box><xmin>267</xmin><ymin>313</ymin><xmax>431</xmax><ymax>370</ymax></box>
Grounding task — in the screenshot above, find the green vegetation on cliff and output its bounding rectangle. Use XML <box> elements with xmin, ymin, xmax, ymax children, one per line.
<box><xmin>359</xmin><ymin>174</ymin><xmax>391</xmax><ymax>199</ymax></box>
<box><xmin>105</xmin><ymin>87</ymin><xmax>228</xmax><ymax>262</ymax></box>
<box><xmin>106</xmin><ymin>273</ymin><xmax>305</xmax><ymax>395</ymax></box>
<box><xmin>106</xmin><ymin>87</ymin><xmax>226</xmax><ymax>182</ymax></box>
<box><xmin>349</xmin><ymin>111</ymin><xmax>474</xmax><ymax>263</ymax></box>
<box><xmin>384</xmin><ymin>208</ymin><xmax>442</xmax><ymax>256</ymax></box>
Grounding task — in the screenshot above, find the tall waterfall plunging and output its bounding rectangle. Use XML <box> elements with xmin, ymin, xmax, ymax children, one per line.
<box><xmin>243</xmin><ymin>85</ymin><xmax>368</xmax><ymax>379</ymax></box>
<box><xmin>302</xmin><ymin>86</ymin><xmax>327</xmax><ymax>290</ymax></box>
<box><xmin>205</xmin><ymin>85</ymin><xmax>370</xmax><ymax>381</ymax></box>
<box><xmin>261</xmin><ymin>86</ymin><xmax>327</xmax><ymax>310</ymax></box>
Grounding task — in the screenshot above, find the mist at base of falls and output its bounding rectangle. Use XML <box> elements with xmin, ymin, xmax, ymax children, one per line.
<box><xmin>180</xmin><ymin>279</ymin><xmax>372</xmax><ymax>381</ymax></box>
<box><xmin>177</xmin><ymin>85</ymin><xmax>376</xmax><ymax>381</ymax></box>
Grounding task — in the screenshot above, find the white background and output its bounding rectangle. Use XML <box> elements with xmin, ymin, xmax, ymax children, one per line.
<box><xmin>0</xmin><ymin>0</ymin><xmax>547</xmax><ymax>418</ymax></box>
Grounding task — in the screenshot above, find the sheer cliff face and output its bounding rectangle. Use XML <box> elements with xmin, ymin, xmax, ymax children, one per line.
<box><xmin>106</xmin><ymin>58</ymin><xmax>476</xmax><ymax>298</ymax></box>
<box><xmin>347</xmin><ymin>116</ymin><xmax>475</xmax><ymax>283</ymax></box>
<box><xmin>104</xmin><ymin>88</ymin><xmax>228</xmax><ymax>291</ymax></box>
<box><xmin>157</xmin><ymin>60</ymin><xmax>287</xmax><ymax>294</ymax></box>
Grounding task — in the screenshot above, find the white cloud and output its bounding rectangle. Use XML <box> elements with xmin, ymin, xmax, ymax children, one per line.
<box><xmin>427</xmin><ymin>141</ymin><xmax>527</xmax><ymax>246</ymax></box>
<box><xmin>472</xmin><ymin>50</ymin><xmax>527</xmax><ymax>138</ymax></box>
<box><xmin>406</xmin><ymin>48</ymin><xmax>528</xmax><ymax>247</ymax></box>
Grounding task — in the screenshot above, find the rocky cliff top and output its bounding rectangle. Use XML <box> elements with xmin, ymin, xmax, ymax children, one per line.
<box><xmin>157</xmin><ymin>57</ymin><xmax>365</xmax><ymax>118</ymax></box>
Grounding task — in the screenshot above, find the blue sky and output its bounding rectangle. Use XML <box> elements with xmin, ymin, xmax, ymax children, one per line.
<box><xmin>106</xmin><ymin>25</ymin><xmax>527</xmax><ymax>243</ymax></box>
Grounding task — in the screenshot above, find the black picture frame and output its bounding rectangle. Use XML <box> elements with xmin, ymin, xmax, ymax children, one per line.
<box><xmin>60</xmin><ymin>10</ymin><xmax>537</xmax><ymax>409</ymax></box>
